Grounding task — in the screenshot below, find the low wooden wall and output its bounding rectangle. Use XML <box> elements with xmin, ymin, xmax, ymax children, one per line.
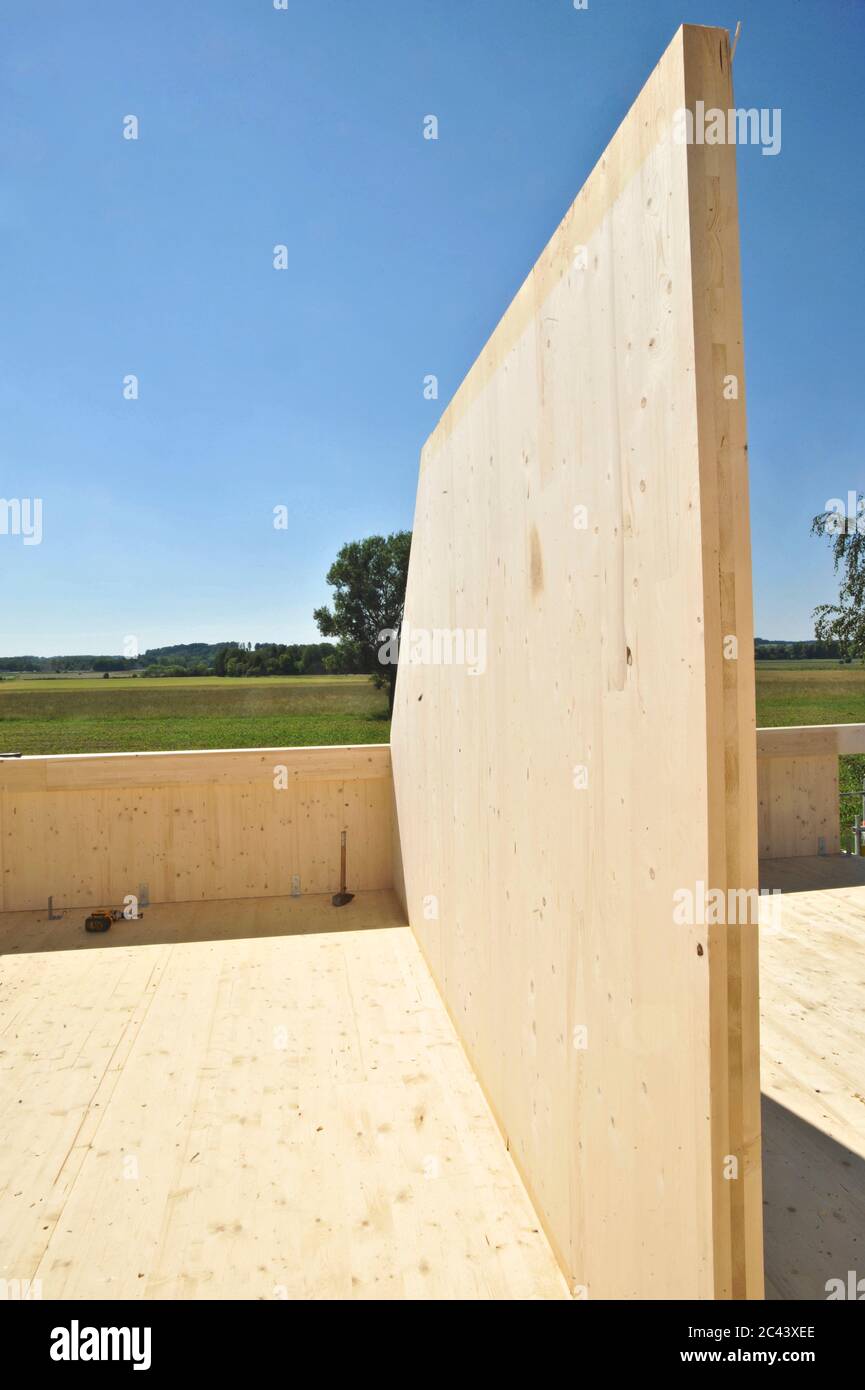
<box><xmin>0</xmin><ymin>745</ymin><xmax>393</xmax><ymax>913</ymax></box>
<box><xmin>757</xmin><ymin>724</ymin><xmax>865</xmax><ymax>859</ymax></box>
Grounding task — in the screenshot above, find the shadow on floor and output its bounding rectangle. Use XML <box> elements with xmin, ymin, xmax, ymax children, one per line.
<box><xmin>0</xmin><ymin>889</ymin><xmax>407</xmax><ymax>956</ymax></box>
<box><xmin>760</xmin><ymin>854</ymin><xmax>865</xmax><ymax>895</ymax></box>
<box><xmin>763</xmin><ymin>1093</ymin><xmax>865</xmax><ymax>1301</ymax></box>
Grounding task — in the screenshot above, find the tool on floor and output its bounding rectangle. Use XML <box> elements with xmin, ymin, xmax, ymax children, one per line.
<box><xmin>84</xmin><ymin>903</ymin><xmax>146</xmax><ymax>933</ymax></box>
<box><xmin>331</xmin><ymin>829</ymin><xmax>354</xmax><ymax>907</ymax></box>
<box><xmin>45</xmin><ymin>896</ymin><xmax>146</xmax><ymax>928</ymax></box>
<box><xmin>85</xmin><ymin>909</ymin><xmax>121</xmax><ymax>933</ymax></box>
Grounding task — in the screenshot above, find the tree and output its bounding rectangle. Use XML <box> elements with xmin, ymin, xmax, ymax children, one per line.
<box><xmin>213</xmin><ymin>645</ymin><xmax>230</xmax><ymax>677</ymax></box>
<box><xmin>811</xmin><ymin>497</ymin><xmax>865</xmax><ymax>661</ymax></box>
<box><xmin>313</xmin><ymin>532</ymin><xmax>412</xmax><ymax>714</ymax></box>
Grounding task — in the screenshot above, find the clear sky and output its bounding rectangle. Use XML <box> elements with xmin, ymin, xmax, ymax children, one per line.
<box><xmin>2</xmin><ymin>0</ymin><xmax>863</xmax><ymax>656</ymax></box>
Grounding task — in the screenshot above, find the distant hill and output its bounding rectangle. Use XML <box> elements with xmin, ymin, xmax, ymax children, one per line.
<box><xmin>0</xmin><ymin>637</ymin><xmax>851</xmax><ymax>677</ymax></box>
<box><xmin>145</xmin><ymin>642</ymin><xmax>222</xmax><ymax>663</ymax></box>
<box><xmin>0</xmin><ymin>641</ymin><xmax>339</xmax><ymax>677</ymax></box>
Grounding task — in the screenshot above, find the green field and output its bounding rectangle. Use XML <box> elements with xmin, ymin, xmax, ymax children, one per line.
<box><xmin>0</xmin><ymin>675</ymin><xmax>389</xmax><ymax>755</ymax></box>
<box><xmin>754</xmin><ymin>662</ymin><xmax>865</xmax><ymax>726</ymax></box>
<box><xmin>4</xmin><ymin>662</ymin><xmax>865</xmax><ymax>764</ymax></box>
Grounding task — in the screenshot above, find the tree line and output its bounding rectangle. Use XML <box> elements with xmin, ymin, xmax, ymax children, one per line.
<box><xmin>5</xmin><ymin>512</ymin><xmax>861</xmax><ymax>688</ymax></box>
<box><xmin>211</xmin><ymin>643</ymin><xmax>338</xmax><ymax>678</ymax></box>
<box><xmin>754</xmin><ymin>639</ymin><xmax>850</xmax><ymax>661</ymax></box>
<box><xmin>0</xmin><ymin>641</ymin><xmax>338</xmax><ymax>677</ymax></box>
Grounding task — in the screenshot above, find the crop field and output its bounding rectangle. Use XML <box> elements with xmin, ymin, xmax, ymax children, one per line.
<box><xmin>0</xmin><ymin>675</ymin><xmax>389</xmax><ymax>755</ymax></box>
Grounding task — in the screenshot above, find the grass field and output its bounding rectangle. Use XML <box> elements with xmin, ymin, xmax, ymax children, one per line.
<box><xmin>754</xmin><ymin>662</ymin><xmax>865</xmax><ymax>726</ymax></box>
<box><xmin>4</xmin><ymin>661</ymin><xmax>865</xmax><ymax>760</ymax></box>
<box><xmin>0</xmin><ymin>675</ymin><xmax>389</xmax><ymax>755</ymax></box>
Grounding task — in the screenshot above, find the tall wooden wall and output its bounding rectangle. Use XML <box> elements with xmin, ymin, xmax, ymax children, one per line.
<box><xmin>391</xmin><ymin>25</ymin><xmax>763</xmax><ymax>1298</ymax></box>
<box><xmin>0</xmin><ymin>746</ymin><xmax>393</xmax><ymax>912</ymax></box>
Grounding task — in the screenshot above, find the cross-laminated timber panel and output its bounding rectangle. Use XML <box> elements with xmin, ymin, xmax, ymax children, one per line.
<box><xmin>0</xmin><ymin>745</ymin><xmax>393</xmax><ymax>912</ymax></box>
<box><xmin>755</xmin><ymin>724</ymin><xmax>865</xmax><ymax>858</ymax></box>
<box><xmin>390</xmin><ymin>24</ymin><xmax>762</xmax><ymax>1299</ymax></box>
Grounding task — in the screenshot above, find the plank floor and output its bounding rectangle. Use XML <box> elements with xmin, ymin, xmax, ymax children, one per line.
<box><xmin>0</xmin><ymin>891</ymin><xmax>569</xmax><ymax>1301</ymax></box>
<box><xmin>760</xmin><ymin>856</ymin><xmax>865</xmax><ymax>1300</ymax></box>
<box><xmin>4</xmin><ymin>864</ymin><xmax>861</xmax><ymax>1301</ymax></box>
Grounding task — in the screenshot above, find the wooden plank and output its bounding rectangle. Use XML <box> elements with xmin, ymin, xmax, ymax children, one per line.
<box><xmin>0</xmin><ymin>747</ymin><xmax>394</xmax><ymax>912</ymax></box>
<box><xmin>0</xmin><ymin>893</ymin><xmax>569</xmax><ymax>1301</ymax></box>
<box><xmin>758</xmin><ymin>728</ymin><xmax>838</xmax><ymax>760</ymax></box>
<box><xmin>0</xmin><ymin>744</ymin><xmax>391</xmax><ymax>792</ymax></box>
<box><xmin>391</xmin><ymin>24</ymin><xmax>761</xmax><ymax>1299</ymax></box>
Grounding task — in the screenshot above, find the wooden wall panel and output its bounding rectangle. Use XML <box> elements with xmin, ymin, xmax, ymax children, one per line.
<box><xmin>757</xmin><ymin>755</ymin><xmax>840</xmax><ymax>858</ymax></box>
<box><xmin>754</xmin><ymin>725</ymin><xmax>865</xmax><ymax>858</ymax></box>
<box><xmin>391</xmin><ymin>25</ymin><xmax>761</xmax><ymax>1299</ymax></box>
<box><xmin>0</xmin><ymin>746</ymin><xmax>393</xmax><ymax>913</ymax></box>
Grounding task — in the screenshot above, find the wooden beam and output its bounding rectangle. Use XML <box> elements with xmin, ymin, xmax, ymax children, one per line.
<box><xmin>757</xmin><ymin>723</ymin><xmax>865</xmax><ymax>759</ymax></box>
<box><xmin>0</xmin><ymin>744</ymin><xmax>391</xmax><ymax>792</ymax></box>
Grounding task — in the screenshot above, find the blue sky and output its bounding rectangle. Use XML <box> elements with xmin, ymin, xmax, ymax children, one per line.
<box><xmin>2</xmin><ymin>0</ymin><xmax>863</xmax><ymax>656</ymax></box>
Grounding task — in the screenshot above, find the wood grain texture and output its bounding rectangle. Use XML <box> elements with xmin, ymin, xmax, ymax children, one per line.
<box><xmin>754</xmin><ymin>726</ymin><xmax>865</xmax><ymax>859</ymax></box>
<box><xmin>0</xmin><ymin>893</ymin><xmax>569</xmax><ymax>1301</ymax></box>
<box><xmin>0</xmin><ymin>746</ymin><xmax>393</xmax><ymax>912</ymax></box>
<box><xmin>391</xmin><ymin>24</ymin><xmax>761</xmax><ymax>1299</ymax></box>
<box><xmin>758</xmin><ymin>857</ymin><xmax>865</xmax><ymax>1300</ymax></box>
<box><xmin>757</xmin><ymin>754</ymin><xmax>840</xmax><ymax>858</ymax></box>
<box><xmin>683</xmin><ymin>23</ymin><xmax>762</xmax><ymax>1301</ymax></box>
<box><xmin>757</xmin><ymin>724</ymin><xmax>865</xmax><ymax>758</ymax></box>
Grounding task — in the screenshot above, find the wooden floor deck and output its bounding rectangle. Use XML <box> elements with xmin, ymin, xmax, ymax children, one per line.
<box><xmin>0</xmin><ymin>891</ymin><xmax>569</xmax><ymax>1300</ymax></box>
<box><xmin>760</xmin><ymin>856</ymin><xmax>865</xmax><ymax>1300</ymax></box>
<box><xmin>2</xmin><ymin>862</ymin><xmax>862</xmax><ymax>1300</ymax></box>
